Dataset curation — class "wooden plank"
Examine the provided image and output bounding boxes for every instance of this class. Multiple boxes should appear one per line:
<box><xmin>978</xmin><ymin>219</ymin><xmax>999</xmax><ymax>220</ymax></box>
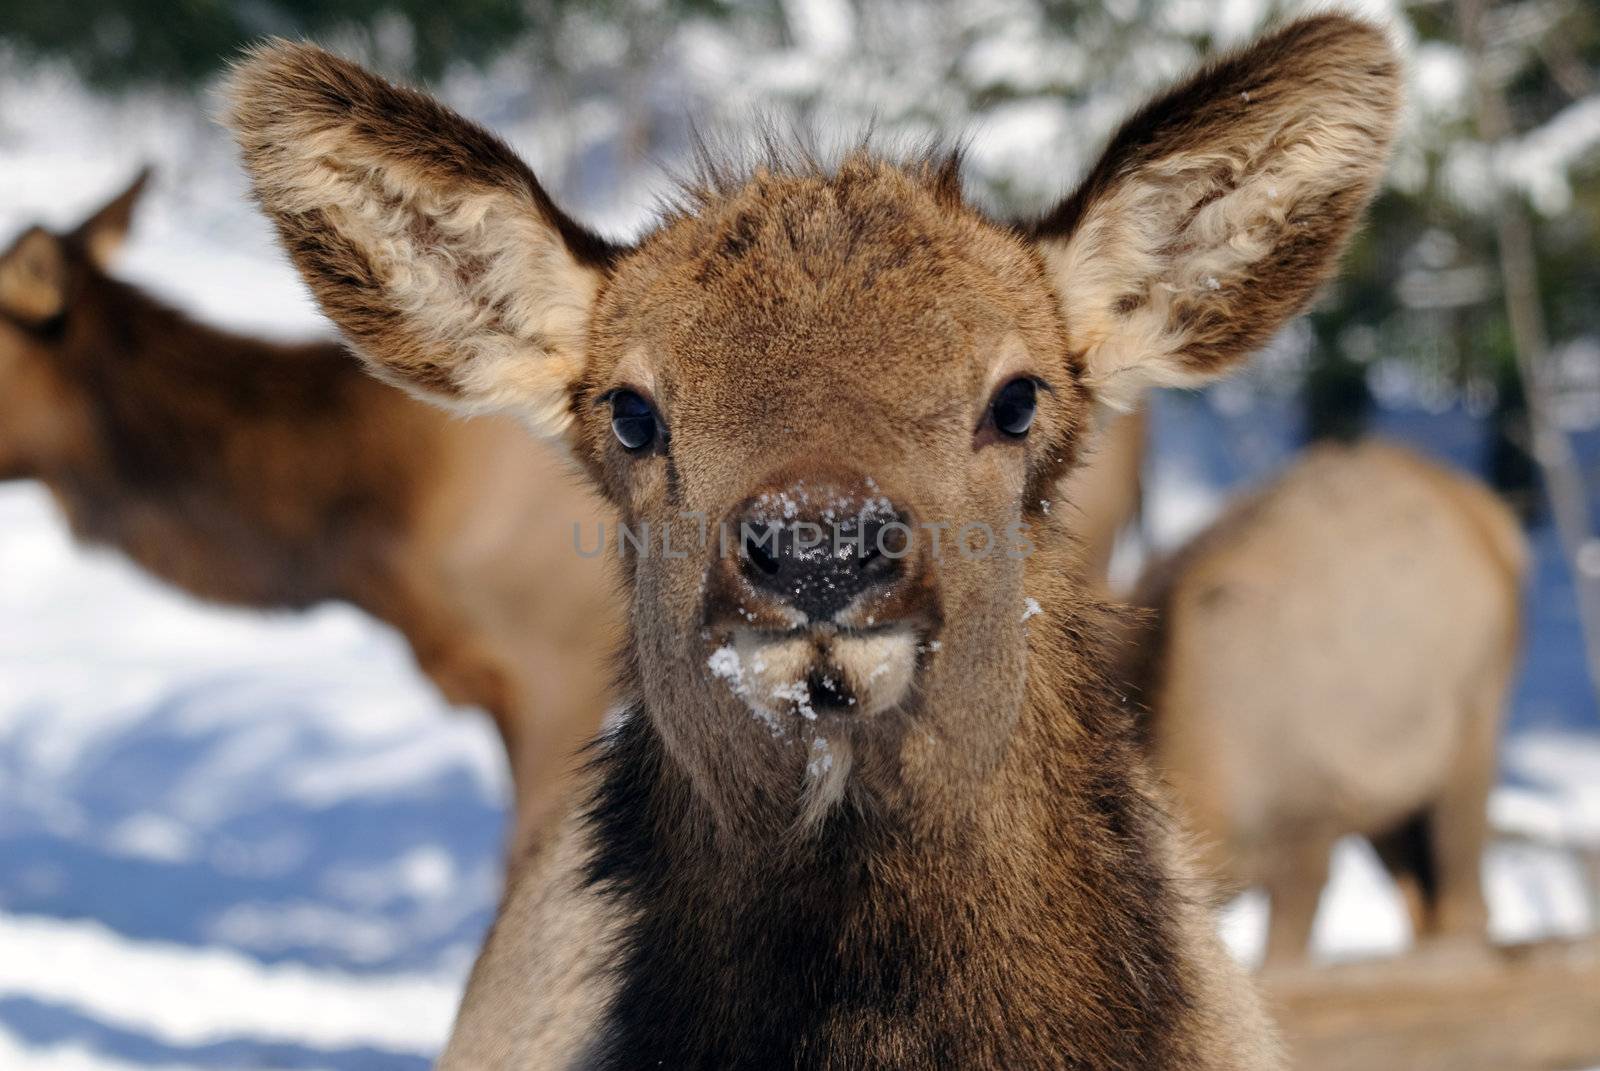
<box><xmin>1261</xmin><ymin>936</ymin><xmax>1600</xmax><ymax>1071</ymax></box>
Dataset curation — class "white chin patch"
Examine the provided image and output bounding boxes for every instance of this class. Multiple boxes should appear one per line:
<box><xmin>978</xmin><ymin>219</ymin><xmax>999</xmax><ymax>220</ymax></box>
<box><xmin>706</xmin><ymin>631</ymin><xmax>817</xmax><ymax>733</ymax></box>
<box><xmin>829</xmin><ymin>630</ymin><xmax>918</xmax><ymax>716</ymax></box>
<box><xmin>705</xmin><ymin>627</ymin><xmax>919</xmax><ymax>732</ymax></box>
<box><xmin>704</xmin><ymin>626</ymin><xmax>921</xmax><ymax>830</ymax></box>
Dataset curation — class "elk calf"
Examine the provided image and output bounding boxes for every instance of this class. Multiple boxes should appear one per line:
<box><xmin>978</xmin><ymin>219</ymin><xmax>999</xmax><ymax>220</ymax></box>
<box><xmin>229</xmin><ymin>15</ymin><xmax>1399</xmax><ymax>1066</ymax></box>
<box><xmin>1130</xmin><ymin>440</ymin><xmax>1526</xmax><ymax>965</ymax></box>
<box><xmin>0</xmin><ymin>176</ymin><xmax>618</xmax><ymax>842</ymax></box>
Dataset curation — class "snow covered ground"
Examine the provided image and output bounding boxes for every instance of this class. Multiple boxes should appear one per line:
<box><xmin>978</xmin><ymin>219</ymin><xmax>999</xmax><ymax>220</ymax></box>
<box><xmin>1</xmin><ymin>50</ymin><xmax>1596</xmax><ymax>1070</ymax></box>
<box><xmin>0</xmin><ymin>480</ymin><xmax>506</xmax><ymax>1067</ymax></box>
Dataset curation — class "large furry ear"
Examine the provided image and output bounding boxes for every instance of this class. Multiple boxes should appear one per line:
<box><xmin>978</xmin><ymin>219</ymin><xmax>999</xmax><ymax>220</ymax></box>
<box><xmin>1029</xmin><ymin>15</ymin><xmax>1400</xmax><ymax>411</ymax></box>
<box><xmin>0</xmin><ymin>228</ymin><xmax>67</xmax><ymax>325</ymax></box>
<box><xmin>71</xmin><ymin>167</ymin><xmax>152</xmax><ymax>269</ymax></box>
<box><xmin>224</xmin><ymin>41</ymin><xmax>620</xmax><ymax>433</ymax></box>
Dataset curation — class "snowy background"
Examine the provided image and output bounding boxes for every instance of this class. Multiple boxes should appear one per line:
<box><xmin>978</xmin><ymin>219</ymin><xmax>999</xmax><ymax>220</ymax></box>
<box><xmin>2</xmin><ymin>0</ymin><xmax>1599</xmax><ymax>1066</ymax></box>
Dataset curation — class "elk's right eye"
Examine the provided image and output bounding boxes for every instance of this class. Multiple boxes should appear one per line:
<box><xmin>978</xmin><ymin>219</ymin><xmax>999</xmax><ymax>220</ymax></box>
<box><xmin>608</xmin><ymin>390</ymin><xmax>659</xmax><ymax>452</ymax></box>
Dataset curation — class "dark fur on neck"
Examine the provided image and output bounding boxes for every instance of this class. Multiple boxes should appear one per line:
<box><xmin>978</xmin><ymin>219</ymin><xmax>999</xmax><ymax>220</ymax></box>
<box><xmin>582</xmin><ymin>595</ymin><xmax>1196</xmax><ymax>1069</ymax></box>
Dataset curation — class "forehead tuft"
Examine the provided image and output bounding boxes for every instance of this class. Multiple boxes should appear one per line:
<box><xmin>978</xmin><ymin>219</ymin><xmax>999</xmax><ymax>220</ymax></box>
<box><xmin>596</xmin><ymin>149</ymin><xmax>1054</xmax><ymax>355</ymax></box>
<box><xmin>676</xmin><ymin>138</ymin><xmax>963</xmax><ymax>214</ymax></box>
<box><xmin>669</xmin><ymin>151</ymin><xmax>975</xmax><ymax>281</ymax></box>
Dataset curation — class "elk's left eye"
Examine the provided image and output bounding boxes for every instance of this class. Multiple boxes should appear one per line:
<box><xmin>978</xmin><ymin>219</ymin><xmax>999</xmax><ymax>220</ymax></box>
<box><xmin>990</xmin><ymin>378</ymin><xmax>1037</xmax><ymax>438</ymax></box>
<box><xmin>609</xmin><ymin>390</ymin><xmax>659</xmax><ymax>452</ymax></box>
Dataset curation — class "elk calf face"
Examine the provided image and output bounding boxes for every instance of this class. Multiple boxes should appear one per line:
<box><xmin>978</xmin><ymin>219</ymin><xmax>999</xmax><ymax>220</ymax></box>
<box><xmin>228</xmin><ymin>15</ymin><xmax>1399</xmax><ymax>830</ymax></box>
<box><xmin>590</xmin><ymin>162</ymin><xmax>1083</xmax><ymax>798</ymax></box>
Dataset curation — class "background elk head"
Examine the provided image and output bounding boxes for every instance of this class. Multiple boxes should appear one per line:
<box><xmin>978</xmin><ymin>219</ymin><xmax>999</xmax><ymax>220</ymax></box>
<box><xmin>0</xmin><ymin>169</ymin><xmax>150</xmax><ymax>482</ymax></box>
<box><xmin>229</xmin><ymin>15</ymin><xmax>1399</xmax><ymax>836</ymax></box>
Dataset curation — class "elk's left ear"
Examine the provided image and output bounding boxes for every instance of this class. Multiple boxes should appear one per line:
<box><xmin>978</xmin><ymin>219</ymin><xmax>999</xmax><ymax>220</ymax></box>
<box><xmin>1029</xmin><ymin>15</ymin><xmax>1400</xmax><ymax>410</ymax></box>
<box><xmin>71</xmin><ymin>167</ymin><xmax>153</xmax><ymax>269</ymax></box>
<box><xmin>0</xmin><ymin>229</ymin><xmax>67</xmax><ymax>325</ymax></box>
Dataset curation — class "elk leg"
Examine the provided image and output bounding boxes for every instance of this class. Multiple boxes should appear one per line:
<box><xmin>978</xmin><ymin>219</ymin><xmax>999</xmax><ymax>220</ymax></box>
<box><xmin>1423</xmin><ymin>642</ymin><xmax>1511</xmax><ymax>944</ymax></box>
<box><xmin>1261</xmin><ymin>837</ymin><xmax>1331</xmax><ymax>967</ymax></box>
<box><xmin>1370</xmin><ymin>812</ymin><xmax>1436</xmax><ymax>939</ymax></box>
<box><xmin>1422</xmin><ymin>751</ymin><xmax>1496</xmax><ymax>942</ymax></box>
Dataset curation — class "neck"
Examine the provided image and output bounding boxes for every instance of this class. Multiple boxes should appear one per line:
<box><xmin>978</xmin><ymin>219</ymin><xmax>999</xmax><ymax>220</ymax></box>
<box><xmin>583</xmin><ymin>577</ymin><xmax>1194</xmax><ymax>1069</ymax></box>
<box><xmin>38</xmin><ymin>274</ymin><xmax>374</xmax><ymax>604</ymax></box>
<box><xmin>55</xmin><ymin>274</ymin><xmax>355</xmax><ymax>491</ymax></box>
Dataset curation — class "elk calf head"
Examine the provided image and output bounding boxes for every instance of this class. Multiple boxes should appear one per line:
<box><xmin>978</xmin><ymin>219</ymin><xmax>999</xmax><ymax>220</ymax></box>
<box><xmin>0</xmin><ymin>170</ymin><xmax>150</xmax><ymax>480</ymax></box>
<box><xmin>228</xmin><ymin>17</ymin><xmax>1398</xmax><ymax>831</ymax></box>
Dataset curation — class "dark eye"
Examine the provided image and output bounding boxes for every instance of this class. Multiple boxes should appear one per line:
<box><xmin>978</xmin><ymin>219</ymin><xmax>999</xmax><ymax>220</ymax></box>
<box><xmin>990</xmin><ymin>378</ymin><xmax>1037</xmax><ymax>438</ymax></box>
<box><xmin>609</xmin><ymin>389</ymin><xmax>659</xmax><ymax>452</ymax></box>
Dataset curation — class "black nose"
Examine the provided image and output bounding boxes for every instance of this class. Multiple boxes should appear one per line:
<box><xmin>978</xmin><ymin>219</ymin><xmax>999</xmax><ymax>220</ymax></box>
<box><xmin>736</xmin><ymin>496</ymin><xmax>907</xmax><ymax>622</ymax></box>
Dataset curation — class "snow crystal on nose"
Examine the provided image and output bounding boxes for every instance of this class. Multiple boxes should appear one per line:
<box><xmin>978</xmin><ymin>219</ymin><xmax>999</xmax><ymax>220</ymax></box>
<box><xmin>749</xmin><ymin>481</ymin><xmax>896</xmax><ymax>526</ymax></box>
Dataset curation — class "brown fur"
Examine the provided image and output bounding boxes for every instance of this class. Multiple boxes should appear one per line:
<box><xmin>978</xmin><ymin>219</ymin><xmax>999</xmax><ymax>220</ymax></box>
<box><xmin>1058</xmin><ymin>405</ymin><xmax>1148</xmax><ymax>587</ymax></box>
<box><xmin>1128</xmin><ymin>440</ymin><xmax>1527</xmax><ymax>965</ymax></box>
<box><xmin>0</xmin><ymin>176</ymin><xmax>619</xmax><ymax>845</ymax></box>
<box><xmin>227</xmin><ymin>15</ymin><xmax>1399</xmax><ymax>1067</ymax></box>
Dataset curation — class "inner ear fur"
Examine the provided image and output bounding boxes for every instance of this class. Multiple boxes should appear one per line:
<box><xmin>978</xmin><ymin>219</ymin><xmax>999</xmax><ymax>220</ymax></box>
<box><xmin>225</xmin><ymin>41</ymin><xmax>621</xmax><ymax>434</ymax></box>
<box><xmin>0</xmin><ymin>229</ymin><xmax>67</xmax><ymax>325</ymax></box>
<box><xmin>1030</xmin><ymin>15</ymin><xmax>1401</xmax><ymax>411</ymax></box>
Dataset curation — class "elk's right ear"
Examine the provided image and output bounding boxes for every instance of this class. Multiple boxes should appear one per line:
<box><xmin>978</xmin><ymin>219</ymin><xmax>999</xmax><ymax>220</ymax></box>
<box><xmin>72</xmin><ymin>167</ymin><xmax>152</xmax><ymax>269</ymax></box>
<box><xmin>0</xmin><ymin>229</ymin><xmax>67</xmax><ymax>325</ymax></box>
<box><xmin>224</xmin><ymin>41</ymin><xmax>618</xmax><ymax>435</ymax></box>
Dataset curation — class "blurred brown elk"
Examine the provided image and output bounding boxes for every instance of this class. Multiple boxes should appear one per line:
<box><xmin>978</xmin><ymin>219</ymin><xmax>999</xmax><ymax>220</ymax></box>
<box><xmin>0</xmin><ymin>173</ymin><xmax>618</xmax><ymax>843</ymax></box>
<box><xmin>1060</xmin><ymin>405</ymin><xmax>1147</xmax><ymax>587</ymax></box>
<box><xmin>229</xmin><ymin>13</ymin><xmax>1397</xmax><ymax>1066</ymax></box>
<box><xmin>1129</xmin><ymin>439</ymin><xmax>1527</xmax><ymax>965</ymax></box>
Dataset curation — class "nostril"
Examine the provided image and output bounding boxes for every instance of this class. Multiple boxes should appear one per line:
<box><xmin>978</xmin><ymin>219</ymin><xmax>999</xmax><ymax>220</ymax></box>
<box><xmin>859</xmin><ymin>545</ymin><xmax>897</xmax><ymax>583</ymax></box>
<box><xmin>856</xmin><ymin>519</ymin><xmax>905</xmax><ymax>577</ymax></box>
<box><xmin>743</xmin><ymin>528</ymin><xmax>782</xmax><ymax>577</ymax></box>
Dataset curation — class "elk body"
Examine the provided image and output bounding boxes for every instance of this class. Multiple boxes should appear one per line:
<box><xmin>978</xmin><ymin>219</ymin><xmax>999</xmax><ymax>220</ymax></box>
<box><xmin>1129</xmin><ymin>439</ymin><xmax>1526</xmax><ymax>966</ymax></box>
<box><xmin>229</xmin><ymin>15</ymin><xmax>1398</xmax><ymax>1067</ymax></box>
<box><xmin>0</xmin><ymin>179</ymin><xmax>618</xmax><ymax>841</ymax></box>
